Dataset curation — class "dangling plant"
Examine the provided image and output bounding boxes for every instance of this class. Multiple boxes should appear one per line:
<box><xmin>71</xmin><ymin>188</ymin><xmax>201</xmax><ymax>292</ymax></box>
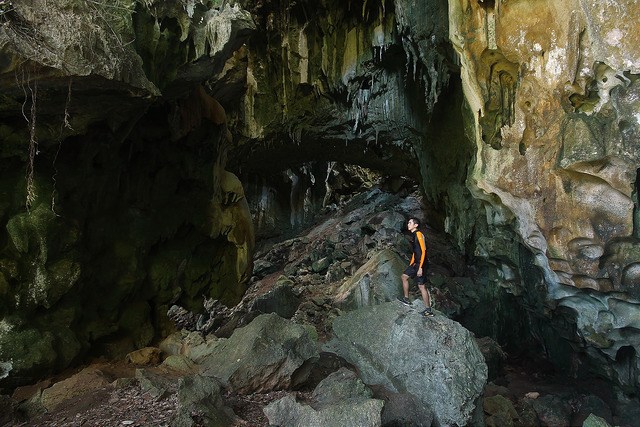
<box><xmin>16</xmin><ymin>65</ymin><xmax>38</xmax><ymax>212</ymax></box>
<box><xmin>52</xmin><ymin>78</ymin><xmax>74</xmax><ymax>215</ymax></box>
<box><xmin>25</xmin><ymin>77</ymin><xmax>38</xmax><ymax>211</ymax></box>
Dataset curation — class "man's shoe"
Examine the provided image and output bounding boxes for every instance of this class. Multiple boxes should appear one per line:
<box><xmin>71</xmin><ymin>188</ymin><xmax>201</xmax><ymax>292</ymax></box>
<box><xmin>397</xmin><ymin>296</ymin><xmax>411</xmax><ymax>306</ymax></box>
<box><xmin>421</xmin><ymin>308</ymin><xmax>435</xmax><ymax>318</ymax></box>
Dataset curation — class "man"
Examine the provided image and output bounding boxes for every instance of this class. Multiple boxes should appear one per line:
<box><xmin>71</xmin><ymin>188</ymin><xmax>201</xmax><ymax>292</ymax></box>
<box><xmin>397</xmin><ymin>217</ymin><xmax>434</xmax><ymax>317</ymax></box>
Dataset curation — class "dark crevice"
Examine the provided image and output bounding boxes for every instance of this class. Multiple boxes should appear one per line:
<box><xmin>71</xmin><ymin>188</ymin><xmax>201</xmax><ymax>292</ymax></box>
<box><xmin>615</xmin><ymin>345</ymin><xmax>638</xmax><ymax>393</ymax></box>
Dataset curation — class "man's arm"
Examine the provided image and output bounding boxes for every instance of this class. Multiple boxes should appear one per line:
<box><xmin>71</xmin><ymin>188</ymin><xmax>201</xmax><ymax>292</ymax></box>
<box><xmin>417</xmin><ymin>231</ymin><xmax>427</xmax><ymax>269</ymax></box>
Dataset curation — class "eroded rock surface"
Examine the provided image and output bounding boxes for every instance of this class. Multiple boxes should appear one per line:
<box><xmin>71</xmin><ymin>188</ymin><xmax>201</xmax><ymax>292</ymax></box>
<box><xmin>326</xmin><ymin>301</ymin><xmax>488</xmax><ymax>426</ymax></box>
<box><xmin>450</xmin><ymin>0</ymin><xmax>640</xmax><ymax>389</ymax></box>
<box><xmin>1</xmin><ymin>0</ymin><xmax>639</xmax><ymax>404</ymax></box>
<box><xmin>264</xmin><ymin>368</ymin><xmax>384</xmax><ymax>427</ymax></box>
<box><xmin>199</xmin><ymin>313</ymin><xmax>319</xmax><ymax>394</ymax></box>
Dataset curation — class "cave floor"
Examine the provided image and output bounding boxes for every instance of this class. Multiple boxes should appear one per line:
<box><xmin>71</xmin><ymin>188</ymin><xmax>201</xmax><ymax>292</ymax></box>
<box><xmin>13</xmin><ymin>356</ymin><xmax>617</xmax><ymax>427</ymax></box>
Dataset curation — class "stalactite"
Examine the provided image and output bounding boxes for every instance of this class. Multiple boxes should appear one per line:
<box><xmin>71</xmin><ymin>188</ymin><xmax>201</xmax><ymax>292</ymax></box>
<box><xmin>479</xmin><ymin>50</ymin><xmax>519</xmax><ymax>148</ymax></box>
<box><xmin>352</xmin><ymin>82</ymin><xmax>371</xmax><ymax>134</ymax></box>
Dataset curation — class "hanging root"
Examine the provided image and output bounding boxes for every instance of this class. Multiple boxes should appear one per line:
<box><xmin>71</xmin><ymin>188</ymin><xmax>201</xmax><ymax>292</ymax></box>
<box><xmin>25</xmin><ymin>77</ymin><xmax>38</xmax><ymax>211</ymax></box>
<box><xmin>51</xmin><ymin>78</ymin><xmax>73</xmax><ymax>215</ymax></box>
<box><xmin>15</xmin><ymin>62</ymin><xmax>40</xmax><ymax>212</ymax></box>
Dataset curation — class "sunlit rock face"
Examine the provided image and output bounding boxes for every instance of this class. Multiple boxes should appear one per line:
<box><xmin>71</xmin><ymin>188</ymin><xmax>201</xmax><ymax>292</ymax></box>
<box><xmin>0</xmin><ymin>0</ymin><xmax>255</xmax><ymax>388</ymax></box>
<box><xmin>450</xmin><ymin>0</ymin><xmax>640</xmax><ymax>389</ymax></box>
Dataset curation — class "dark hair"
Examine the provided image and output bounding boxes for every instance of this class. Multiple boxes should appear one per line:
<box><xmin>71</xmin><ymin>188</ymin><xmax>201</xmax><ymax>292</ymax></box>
<box><xmin>408</xmin><ymin>217</ymin><xmax>421</xmax><ymax>227</ymax></box>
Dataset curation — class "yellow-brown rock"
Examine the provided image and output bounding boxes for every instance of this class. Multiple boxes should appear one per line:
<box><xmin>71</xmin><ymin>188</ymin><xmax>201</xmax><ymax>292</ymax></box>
<box><xmin>451</xmin><ymin>0</ymin><xmax>640</xmax><ymax>378</ymax></box>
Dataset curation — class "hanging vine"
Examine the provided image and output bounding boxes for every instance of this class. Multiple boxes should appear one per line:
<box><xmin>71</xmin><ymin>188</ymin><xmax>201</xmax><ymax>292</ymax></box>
<box><xmin>25</xmin><ymin>77</ymin><xmax>38</xmax><ymax>211</ymax></box>
<box><xmin>16</xmin><ymin>66</ymin><xmax>39</xmax><ymax>212</ymax></box>
<box><xmin>51</xmin><ymin>77</ymin><xmax>74</xmax><ymax>215</ymax></box>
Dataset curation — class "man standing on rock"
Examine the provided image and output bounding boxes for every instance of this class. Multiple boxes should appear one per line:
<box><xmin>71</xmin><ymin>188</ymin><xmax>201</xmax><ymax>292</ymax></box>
<box><xmin>397</xmin><ymin>217</ymin><xmax>434</xmax><ymax>317</ymax></box>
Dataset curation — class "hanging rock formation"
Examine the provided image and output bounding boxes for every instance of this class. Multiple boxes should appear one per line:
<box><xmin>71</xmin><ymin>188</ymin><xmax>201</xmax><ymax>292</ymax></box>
<box><xmin>0</xmin><ymin>0</ymin><xmax>639</xmax><ymax>400</ymax></box>
<box><xmin>450</xmin><ymin>0</ymin><xmax>640</xmax><ymax>390</ymax></box>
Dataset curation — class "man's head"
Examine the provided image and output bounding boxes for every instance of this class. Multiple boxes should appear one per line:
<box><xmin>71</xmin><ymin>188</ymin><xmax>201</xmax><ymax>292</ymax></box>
<box><xmin>407</xmin><ymin>217</ymin><xmax>420</xmax><ymax>232</ymax></box>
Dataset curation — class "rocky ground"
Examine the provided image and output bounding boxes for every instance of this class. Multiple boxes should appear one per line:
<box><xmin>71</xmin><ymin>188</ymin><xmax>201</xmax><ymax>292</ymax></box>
<box><xmin>2</xmin><ymin>188</ymin><xmax>637</xmax><ymax>427</ymax></box>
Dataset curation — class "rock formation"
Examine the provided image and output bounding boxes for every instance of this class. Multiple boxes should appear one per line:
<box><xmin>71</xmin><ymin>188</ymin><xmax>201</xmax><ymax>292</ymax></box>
<box><xmin>450</xmin><ymin>0</ymin><xmax>640</xmax><ymax>391</ymax></box>
<box><xmin>326</xmin><ymin>301</ymin><xmax>487</xmax><ymax>426</ymax></box>
<box><xmin>0</xmin><ymin>0</ymin><xmax>638</xmax><ymax>405</ymax></box>
<box><xmin>0</xmin><ymin>0</ymin><xmax>256</xmax><ymax>387</ymax></box>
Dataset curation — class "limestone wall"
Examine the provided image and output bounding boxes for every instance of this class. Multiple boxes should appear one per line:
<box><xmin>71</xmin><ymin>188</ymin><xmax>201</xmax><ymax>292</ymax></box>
<box><xmin>450</xmin><ymin>0</ymin><xmax>640</xmax><ymax>389</ymax></box>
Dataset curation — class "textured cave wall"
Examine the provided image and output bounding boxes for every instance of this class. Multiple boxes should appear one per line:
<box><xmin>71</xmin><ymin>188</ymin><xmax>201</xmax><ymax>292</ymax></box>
<box><xmin>0</xmin><ymin>0</ymin><xmax>460</xmax><ymax>390</ymax></box>
<box><xmin>3</xmin><ymin>0</ymin><xmax>637</xmax><ymax>399</ymax></box>
<box><xmin>450</xmin><ymin>0</ymin><xmax>640</xmax><ymax>390</ymax></box>
<box><xmin>222</xmin><ymin>0</ymin><xmax>462</xmax><ymax>238</ymax></box>
<box><xmin>0</xmin><ymin>0</ymin><xmax>255</xmax><ymax>388</ymax></box>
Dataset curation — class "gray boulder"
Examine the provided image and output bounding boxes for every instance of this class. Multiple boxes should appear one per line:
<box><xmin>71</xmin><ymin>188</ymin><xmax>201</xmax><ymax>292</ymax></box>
<box><xmin>264</xmin><ymin>368</ymin><xmax>384</xmax><ymax>427</ymax></box>
<box><xmin>310</xmin><ymin>368</ymin><xmax>374</xmax><ymax>408</ymax></box>
<box><xmin>582</xmin><ymin>413</ymin><xmax>612</xmax><ymax>427</ymax></box>
<box><xmin>531</xmin><ymin>394</ymin><xmax>572</xmax><ymax>427</ymax></box>
<box><xmin>375</xmin><ymin>387</ymin><xmax>434</xmax><ymax>427</ymax></box>
<box><xmin>172</xmin><ymin>374</ymin><xmax>237</xmax><ymax>427</ymax></box>
<box><xmin>200</xmin><ymin>313</ymin><xmax>318</xmax><ymax>393</ymax></box>
<box><xmin>334</xmin><ymin>249</ymin><xmax>406</xmax><ymax>309</ymax></box>
<box><xmin>325</xmin><ymin>301</ymin><xmax>487</xmax><ymax>426</ymax></box>
<box><xmin>571</xmin><ymin>394</ymin><xmax>613</xmax><ymax>426</ymax></box>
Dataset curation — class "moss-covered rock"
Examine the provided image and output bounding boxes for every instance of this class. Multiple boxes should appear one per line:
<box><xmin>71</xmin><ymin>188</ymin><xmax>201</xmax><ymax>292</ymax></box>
<box><xmin>0</xmin><ymin>0</ymin><xmax>256</xmax><ymax>389</ymax></box>
<box><xmin>0</xmin><ymin>327</ymin><xmax>57</xmax><ymax>376</ymax></box>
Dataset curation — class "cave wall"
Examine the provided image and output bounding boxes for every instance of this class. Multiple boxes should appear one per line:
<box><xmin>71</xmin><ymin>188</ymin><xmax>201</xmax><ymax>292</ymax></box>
<box><xmin>450</xmin><ymin>0</ymin><xmax>640</xmax><ymax>390</ymax></box>
<box><xmin>1</xmin><ymin>0</ymin><xmax>639</xmax><ymax>396</ymax></box>
<box><xmin>0</xmin><ymin>0</ymin><xmax>255</xmax><ymax>388</ymax></box>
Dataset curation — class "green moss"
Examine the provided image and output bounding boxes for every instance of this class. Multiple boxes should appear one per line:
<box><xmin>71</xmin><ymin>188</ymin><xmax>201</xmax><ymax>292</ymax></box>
<box><xmin>583</xmin><ymin>325</ymin><xmax>614</xmax><ymax>349</ymax></box>
<box><xmin>275</xmin><ymin>275</ymin><xmax>295</xmax><ymax>287</ymax></box>
<box><xmin>44</xmin><ymin>259</ymin><xmax>81</xmax><ymax>308</ymax></box>
<box><xmin>0</xmin><ymin>327</ymin><xmax>56</xmax><ymax>374</ymax></box>
<box><xmin>302</xmin><ymin>323</ymin><xmax>318</xmax><ymax>343</ymax></box>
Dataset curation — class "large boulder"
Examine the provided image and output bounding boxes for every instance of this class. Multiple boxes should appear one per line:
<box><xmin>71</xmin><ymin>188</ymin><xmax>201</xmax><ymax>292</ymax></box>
<box><xmin>199</xmin><ymin>313</ymin><xmax>318</xmax><ymax>393</ymax></box>
<box><xmin>325</xmin><ymin>301</ymin><xmax>487</xmax><ymax>426</ymax></box>
<box><xmin>263</xmin><ymin>368</ymin><xmax>384</xmax><ymax>427</ymax></box>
